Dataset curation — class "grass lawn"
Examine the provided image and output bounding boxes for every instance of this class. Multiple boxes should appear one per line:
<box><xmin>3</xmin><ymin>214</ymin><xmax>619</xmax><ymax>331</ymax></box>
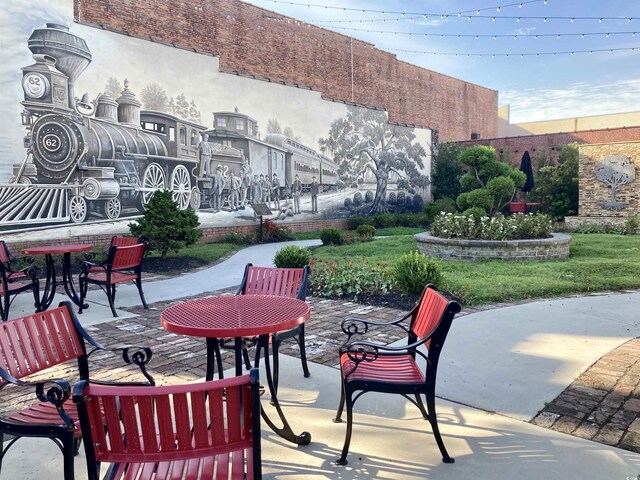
<box><xmin>309</xmin><ymin>233</ymin><xmax>640</xmax><ymax>306</ymax></box>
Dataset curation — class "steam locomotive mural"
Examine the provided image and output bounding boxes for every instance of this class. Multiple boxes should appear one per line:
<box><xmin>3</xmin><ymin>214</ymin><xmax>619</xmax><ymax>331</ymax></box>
<box><xmin>0</xmin><ymin>23</ymin><xmax>339</xmax><ymax>226</ymax></box>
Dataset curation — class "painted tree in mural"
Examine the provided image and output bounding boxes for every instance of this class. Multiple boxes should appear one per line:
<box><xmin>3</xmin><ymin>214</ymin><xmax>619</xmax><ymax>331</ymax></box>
<box><xmin>174</xmin><ymin>94</ymin><xmax>190</xmax><ymax>119</ymax></box>
<box><xmin>319</xmin><ymin>107</ymin><xmax>429</xmax><ymax>214</ymax></box>
<box><xmin>188</xmin><ymin>101</ymin><xmax>202</xmax><ymax>123</ymax></box>
<box><xmin>104</xmin><ymin>77</ymin><xmax>122</xmax><ymax>99</ymax></box>
<box><xmin>140</xmin><ymin>83</ymin><xmax>169</xmax><ymax>111</ymax></box>
<box><xmin>266</xmin><ymin>118</ymin><xmax>282</xmax><ymax>134</ymax></box>
<box><xmin>596</xmin><ymin>154</ymin><xmax>636</xmax><ymax>210</ymax></box>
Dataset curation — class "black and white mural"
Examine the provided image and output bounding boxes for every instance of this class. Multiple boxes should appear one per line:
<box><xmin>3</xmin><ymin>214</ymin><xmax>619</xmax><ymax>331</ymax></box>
<box><xmin>0</xmin><ymin>0</ymin><xmax>431</xmax><ymax>230</ymax></box>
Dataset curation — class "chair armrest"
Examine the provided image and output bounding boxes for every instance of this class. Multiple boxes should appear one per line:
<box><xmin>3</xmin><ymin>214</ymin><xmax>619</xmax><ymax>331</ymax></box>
<box><xmin>7</xmin><ymin>264</ymin><xmax>39</xmax><ymax>281</ymax></box>
<box><xmin>341</xmin><ymin>338</ymin><xmax>430</xmax><ymax>378</ymax></box>
<box><xmin>79</xmin><ymin>259</ymin><xmax>105</xmax><ymax>275</ymax></box>
<box><xmin>86</xmin><ymin>345</ymin><xmax>155</xmax><ymax>385</ymax></box>
<box><xmin>340</xmin><ymin>311</ymin><xmax>411</xmax><ymax>340</ymax></box>
<box><xmin>0</xmin><ymin>369</ymin><xmax>75</xmax><ymax>430</ymax></box>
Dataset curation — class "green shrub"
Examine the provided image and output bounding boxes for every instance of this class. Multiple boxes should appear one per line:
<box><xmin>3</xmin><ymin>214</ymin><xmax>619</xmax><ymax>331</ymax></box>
<box><xmin>624</xmin><ymin>213</ymin><xmax>640</xmax><ymax>235</ymax></box>
<box><xmin>129</xmin><ymin>190</ymin><xmax>202</xmax><ymax>258</ymax></box>
<box><xmin>371</xmin><ymin>213</ymin><xmax>397</xmax><ymax>228</ymax></box>
<box><xmin>431</xmin><ymin>142</ymin><xmax>464</xmax><ymax>201</ymax></box>
<box><xmin>431</xmin><ymin>212</ymin><xmax>552</xmax><ymax>240</ymax></box>
<box><xmin>274</xmin><ymin>245</ymin><xmax>311</xmax><ymax>268</ymax></box>
<box><xmin>424</xmin><ymin>198</ymin><xmax>457</xmax><ymax>224</ymax></box>
<box><xmin>530</xmin><ymin>144</ymin><xmax>579</xmax><ymax>221</ymax></box>
<box><xmin>356</xmin><ymin>224</ymin><xmax>376</xmax><ymax>241</ymax></box>
<box><xmin>462</xmin><ymin>207</ymin><xmax>487</xmax><ymax>219</ymax></box>
<box><xmin>392</xmin><ymin>251</ymin><xmax>444</xmax><ymax>295</ymax></box>
<box><xmin>225</xmin><ymin>231</ymin><xmax>256</xmax><ymax>245</ymax></box>
<box><xmin>309</xmin><ymin>257</ymin><xmax>392</xmax><ymax>297</ymax></box>
<box><xmin>320</xmin><ymin>227</ymin><xmax>344</xmax><ymax>245</ymax></box>
<box><xmin>396</xmin><ymin>212</ymin><xmax>427</xmax><ymax>227</ymax></box>
<box><xmin>347</xmin><ymin>216</ymin><xmax>369</xmax><ymax>229</ymax></box>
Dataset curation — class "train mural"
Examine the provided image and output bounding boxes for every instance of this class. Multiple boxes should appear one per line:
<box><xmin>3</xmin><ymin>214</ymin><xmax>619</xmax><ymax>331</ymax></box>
<box><xmin>0</xmin><ymin>23</ymin><xmax>339</xmax><ymax>226</ymax></box>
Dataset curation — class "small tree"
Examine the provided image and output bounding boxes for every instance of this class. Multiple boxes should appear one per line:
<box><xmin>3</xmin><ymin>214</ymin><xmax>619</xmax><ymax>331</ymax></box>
<box><xmin>456</xmin><ymin>145</ymin><xmax>525</xmax><ymax>216</ymax></box>
<box><xmin>431</xmin><ymin>142</ymin><xmax>464</xmax><ymax>201</ymax></box>
<box><xmin>129</xmin><ymin>190</ymin><xmax>202</xmax><ymax>258</ymax></box>
<box><xmin>530</xmin><ymin>144</ymin><xmax>578</xmax><ymax>220</ymax></box>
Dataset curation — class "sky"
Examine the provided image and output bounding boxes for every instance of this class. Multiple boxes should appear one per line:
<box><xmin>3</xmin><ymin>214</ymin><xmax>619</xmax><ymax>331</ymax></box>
<box><xmin>243</xmin><ymin>0</ymin><xmax>640</xmax><ymax>123</ymax></box>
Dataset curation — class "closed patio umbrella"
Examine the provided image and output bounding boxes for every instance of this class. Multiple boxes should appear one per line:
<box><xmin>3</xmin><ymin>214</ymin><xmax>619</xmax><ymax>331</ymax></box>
<box><xmin>519</xmin><ymin>150</ymin><xmax>535</xmax><ymax>193</ymax></box>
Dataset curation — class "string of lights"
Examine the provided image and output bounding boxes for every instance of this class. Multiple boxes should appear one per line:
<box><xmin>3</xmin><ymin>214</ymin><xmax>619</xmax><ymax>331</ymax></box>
<box><xmin>385</xmin><ymin>45</ymin><xmax>640</xmax><ymax>57</ymax></box>
<box><xmin>324</xmin><ymin>27</ymin><xmax>639</xmax><ymax>40</ymax></box>
<box><xmin>257</xmin><ymin>0</ymin><xmax>546</xmax><ymax>17</ymax></box>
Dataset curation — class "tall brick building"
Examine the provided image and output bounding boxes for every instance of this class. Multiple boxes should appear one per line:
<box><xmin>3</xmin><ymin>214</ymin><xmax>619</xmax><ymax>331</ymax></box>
<box><xmin>73</xmin><ymin>0</ymin><xmax>498</xmax><ymax>142</ymax></box>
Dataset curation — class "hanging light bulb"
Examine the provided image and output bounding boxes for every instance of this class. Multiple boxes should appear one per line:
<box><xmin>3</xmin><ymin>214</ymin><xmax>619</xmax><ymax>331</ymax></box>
<box><xmin>497</xmin><ymin>7</ymin><xmax>501</xmax><ymax>12</ymax></box>
<box><xmin>543</xmin><ymin>17</ymin><xmax>547</xmax><ymax>22</ymax></box>
<box><xmin>571</xmin><ymin>18</ymin><xmax>574</xmax><ymax>23</ymax></box>
<box><xmin>606</xmin><ymin>33</ymin><xmax>609</xmax><ymax>38</ymax></box>
<box><xmin>477</xmin><ymin>9</ymin><xmax>480</xmax><ymax>15</ymax></box>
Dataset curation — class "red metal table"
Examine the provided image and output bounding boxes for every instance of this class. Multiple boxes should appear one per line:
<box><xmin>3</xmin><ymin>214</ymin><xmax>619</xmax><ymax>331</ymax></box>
<box><xmin>161</xmin><ymin>294</ymin><xmax>311</xmax><ymax>445</ymax></box>
<box><xmin>23</xmin><ymin>244</ymin><xmax>93</xmax><ymax>311</ymax></box>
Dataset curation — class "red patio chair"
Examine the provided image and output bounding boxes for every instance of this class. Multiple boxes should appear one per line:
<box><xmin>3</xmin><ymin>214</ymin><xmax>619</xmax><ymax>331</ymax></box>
<box><xmin>73</xmin><ymin>369</ymin><xmax>262</xmax><ymax>480</ymax></box>
<box><xmin>78</xmin><ymin>243</ymin><xmax>148</xmax><ymax>317</ymax></box>
<box><xmin>222</xmin><ymin>263</ymin><xmax>310</xmax><ymax>391</ymax></box>
<box><xmin>508</xmin><ymin>201</ymin><xmax>526</xmax><ymax>214</ymax></box>
<box><xmin>0</xmin><ymin>302</ymin><xmax>154</xmax><ymax>480</ymax></box>
<box><xmin>0</xmin><ymin>240</ymin><xmax>40</xmax><ymax>321</ymax></box>
<box><xmin>334</xmin><ymin>284</ymin><xmax>461</xmax><ymax>466</ymax></box>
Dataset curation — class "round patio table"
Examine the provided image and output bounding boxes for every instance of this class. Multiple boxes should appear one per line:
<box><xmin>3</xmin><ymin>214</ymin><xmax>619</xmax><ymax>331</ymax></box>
<box><xmin>161</xmin><ymin>294</ymin><xmax>311</xmax><ymax>445</ymax></box>
<box><xmin>23</xmin><ymin>244</ymin><xmax>93</xmax><ymax>310</ymax></box>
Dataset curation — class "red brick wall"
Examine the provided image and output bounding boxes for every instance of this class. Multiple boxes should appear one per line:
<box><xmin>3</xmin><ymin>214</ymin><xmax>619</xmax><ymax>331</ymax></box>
<box><xmin>456</xmin><ymin>127</ymin><xmax>640</xmax><ymax>166</ymax></box>
<box><xmin>73</xmin><ymin>0</ymin><xmax>497</xmax><ymax>142</ymax></box>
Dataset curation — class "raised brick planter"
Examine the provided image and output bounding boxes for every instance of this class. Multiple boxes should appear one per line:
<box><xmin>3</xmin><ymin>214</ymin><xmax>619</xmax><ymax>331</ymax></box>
<box><xmin>415</xmin><ymin>232</ymin><xmax>572</xmax><ymax>261</ymax></box>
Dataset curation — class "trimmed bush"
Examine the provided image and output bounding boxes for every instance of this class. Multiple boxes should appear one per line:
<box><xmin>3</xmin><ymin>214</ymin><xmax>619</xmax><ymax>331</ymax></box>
<box><xmin>387</xmin><ymin>192</ymin><xmax>397</xmax><ymax>206</ymax></box>
<box><xmin>347</xmin><ymin>216</ymin><xmax>369</xmax><ymax>230</ymax></box>
<box><xmin>424</xmin><ymin>198</ymin><xmax>457</xmax><ymax>224</ymax></box>
<box><xmin>396</xmin><ymin>191</ymin><xmax>406</xmax><ymax>208</ymax></box>
<box><xmin>392</xmin><ymin>251</ymin><xmax>444</xmax><ymax>295</ymax></box>
<box><xmin>320</xmin><ymin>227</ymin><xmax>344</xmax><ymax>246</ymax></box>
<box><xmin>365</xmin><ymin>190</ymin><xmax>374</xmax><ymax>203</ymax></box>
<box><xmin>344</xmin><ymin>197</ymin><xmax>353</xmax><ymax>209</ymax></box>
<box><xmin>274</xmin><ymin>245</ymin><xmax>311</xmax><ymax>268</ymax></box>
<box><xmin>353</xmin><ymin>192</ymin><xmax>363</xmax><ymax>207</ymax></box>
<box><xmin>412</xmin><ymin>194</ymin><xmax>424</xmax><ymax>212</ymax></box>
<box><xmin>356</xmin><ymin>224</ymin><xmax>376</xmax><ymax>241</ymax></box>
<box><xmin>372</xmin><ymin>213</ymin><xmax>397</xmax><ymax>228</ymax></box>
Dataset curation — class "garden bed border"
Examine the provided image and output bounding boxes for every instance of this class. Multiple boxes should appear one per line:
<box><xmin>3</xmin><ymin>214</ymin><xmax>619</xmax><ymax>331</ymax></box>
<box><xmin>415</xmin><ymin>232</ymin><xmax>572</xmax><ymax>261</ymax></box>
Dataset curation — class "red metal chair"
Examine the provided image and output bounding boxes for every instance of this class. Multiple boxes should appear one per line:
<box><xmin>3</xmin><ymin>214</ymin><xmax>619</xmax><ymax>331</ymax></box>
<box><xmin>508</xmin><ymin>201</ymin><xmax>527</xmax><ymax>214</ymax></box>
<box><xmin>228</xmin><ymin>263</ymin><xmax>310</xmax><ymax>391</ymax></box>
<box><xmin>0</xmin><ymin>240</ymin><xmax>40</xmax><ymax>321</ymax></box>
<box><xmin>78</xmin><ymin>243</ymin><xmax>148</xmax><ymax>317</ymax></box>
<box><xmin>334</xmin><ymin>284</ymin><xmax>461</xmax><ymax>466</ymax></box>
<box><xmin>0</xmin><ymin>302</ymin><xmax>153</xmax><ymax>480</ymax></box>
<box><xmin>73</xmin><ymin>369</ymin><xmax>262</xmax><ymax>480</ymax></box>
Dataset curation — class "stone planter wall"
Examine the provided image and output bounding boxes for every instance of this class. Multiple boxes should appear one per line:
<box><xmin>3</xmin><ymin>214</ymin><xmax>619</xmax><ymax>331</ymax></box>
<box><xmin>415</xmin><ymin>232</ymin><xmax>572</xmax><ymax>261</ymax></box>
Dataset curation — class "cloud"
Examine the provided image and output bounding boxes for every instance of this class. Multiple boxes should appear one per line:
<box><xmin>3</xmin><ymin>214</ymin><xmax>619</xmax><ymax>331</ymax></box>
<box><xmin>500</xmin><ymin>79</ymin><xmax>640</xmax><ymax>123</ymax></box>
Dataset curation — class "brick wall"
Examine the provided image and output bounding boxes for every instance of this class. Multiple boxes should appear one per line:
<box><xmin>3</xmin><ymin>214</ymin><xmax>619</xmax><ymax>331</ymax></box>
<box><xmin>456</xmin><ymin>127</ymin><xmax>640</xmax><ymax>167</ymax></box>
<box><xmin>73</xmin><ymin>0</ymin><xmax>497</xmax><ymax>142</ymax></box>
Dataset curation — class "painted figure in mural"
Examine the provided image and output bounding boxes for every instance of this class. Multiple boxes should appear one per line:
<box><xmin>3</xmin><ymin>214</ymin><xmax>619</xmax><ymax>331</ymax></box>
<box><xmin>293</xmin><ymin>174</ymin><xmax>302</xmax><ymax>214</ymax></box>
<box><xmin>271</xmin><ymin>173</ymin><xmax>281</xmax><ymax>210</ymax></box>
<box><xmin>251</xmin><ymin>174</ymin><xmax>262</xmax><ymax>204</ymax></box>
<box><xmin>275</xmin><ymin>195</ymin><xmax>294</xmax><ymax>220</ymax></box>
<box><xmin>240</xmin><ymin>158</ymin><xmax>252</xmax><ymax>207</ymax></box>
<box><xmin>229</xmin><ymin>170</ymin><xmax>243</xmax><ymax>211</ymax></box>
<box><xmin>198</xmin><ymin>133</ymin><xmax>212</xmax><ymax>176</ymax></box>
<box><xmin>260</xmin><ymin>174</ymin><xmax>270</xmax><ymax>204</ymax></box>
<box><xmin>210</xmin><ymin>165</ymin><xmax>225</xmax><ymax>212</ymax></box>
<box><xmin>310</xmin><ymin>176</ymin><xmax>319</xmax><ymax>213</ymax></box>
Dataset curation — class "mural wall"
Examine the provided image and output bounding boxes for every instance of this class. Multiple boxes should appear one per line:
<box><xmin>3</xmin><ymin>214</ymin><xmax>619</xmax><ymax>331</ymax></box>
<box><xmin>578</xmin><ymin>142</ymin><xmax>640</xmax><ymax>218</ymax></box>
<box><xmin>0</xmin><ymin>0</ymin><xmax>432</xmax><ymax>229</ymax></box>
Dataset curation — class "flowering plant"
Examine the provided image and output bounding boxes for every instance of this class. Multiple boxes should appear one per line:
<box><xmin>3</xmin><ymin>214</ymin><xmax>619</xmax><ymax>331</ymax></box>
<box><xmin>308</xmin><ymin>257</ymin><xmax>393</xmax><ymax>298</ymax></box>
<box><xmin>431</xmin><ymin>212</ymin><xmax>552</xmax><ymax>240</ymax></box>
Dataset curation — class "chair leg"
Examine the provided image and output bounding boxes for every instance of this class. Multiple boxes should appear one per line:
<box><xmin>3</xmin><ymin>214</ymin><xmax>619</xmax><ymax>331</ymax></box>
<box><xmin>297</xmin><ymin>324</ymin><xmax>311</xmax><ymax>378</ymax></box>
<box><xmin>136</xmin><ymin>277</ymin><xmax>148</xmax><ymax>309</ymax></box>
<box><xmin>333</xmin><ymin>379</ymin><xmax>346</xmax><ymax>423</ymax></box>
<box><xmin>425</xmin><ymin>386</ymin><xmax>454</xmax><ymax>464</ymax></box>
<box><xmin>242</xmin><ymin>347</ymin><xmax>252</xmax><ymax>370</ymax></box>
<box><xmin>415</xmin><ymin>393</ymin><xmax>429</xmax><ymax>419</ymax></box>
<box><xmin>62</xmin><ymin>433</ymin><xmax>76</xmax><ymax>480</ymax></box>
<box><xmin>106</xmin><ymin>283</ymin><xmax>117</xmax><ymax>317</ymax></box>
<box><xmin>32</xmin><ymin>283</ymin><xmax>40</xmax><ymax>312</ymax></box>
<box><xmin>1</xmin><ymin>294</ymin><xmax>9</xmax><ymax>321</ymax></box>
<box><xmin>78</xmin><ymin>278</ymin><xmax>87</xmax><ymax>314</ymax></box>
<box><xmin>272</xmin><ymin>335</ymin><xmax>281</xmax><ymax>395</ymax></box>
<box><xmin>336</xmin><ymin>388</ymin><xmax>355</xmax><ymax>465</ymax></box>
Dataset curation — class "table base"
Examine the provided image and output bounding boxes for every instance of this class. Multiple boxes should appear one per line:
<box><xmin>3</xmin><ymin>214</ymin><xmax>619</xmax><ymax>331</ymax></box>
<box><xmin>38</xmin><ymin>252</ymin><xmax>88</xmax><ymax>311</ymax></box>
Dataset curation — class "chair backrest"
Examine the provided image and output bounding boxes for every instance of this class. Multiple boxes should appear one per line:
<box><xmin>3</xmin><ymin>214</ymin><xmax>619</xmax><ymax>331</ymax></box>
<box><xmin>509</xmin><ymin>202</ymin><xmax>526</xmax><ymax>213</ymax></box>
<box><xmin>110</xmin><ymin>235</ymin><xmax>141</xmax><ymax>248</ymax></box>
<box><xmin>74</xmin><ymin>370</ymin><xmax>261</xmax><ymax>479</ymax></box>
<box><xmin>409</xmin><ymin>285</ymin><xmax>461</xmax><ymax>356</ymax></box>
<box><xmin>0</xmin><ymin>303</ymin><xmax>85</xmax><ymax>385</ymax></box>
<box><xmin>108</xmin><ymin>243</ymin><xmax>146</xmax><ymax>271</ymax></box>
<box><xmin>239</xmin><ymin>264</ymin><xmax>309</xmax><ymax>300</ymax></box>
<box><xmin>0</xmin><ymin>241</ymin><xmax>12</xmax><ymax>267</ymax></box>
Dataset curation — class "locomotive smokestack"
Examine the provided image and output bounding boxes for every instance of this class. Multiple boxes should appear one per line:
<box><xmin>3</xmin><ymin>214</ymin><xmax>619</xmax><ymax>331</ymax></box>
<box><xmin>28</xmin><ymin>23</ymin><xmax>92</xmax><ymax>109</ymax></box>
<box><xmin>116</xmin><ymin>80</ymin><xmax>142</xmax><ymax>128</ymax></box>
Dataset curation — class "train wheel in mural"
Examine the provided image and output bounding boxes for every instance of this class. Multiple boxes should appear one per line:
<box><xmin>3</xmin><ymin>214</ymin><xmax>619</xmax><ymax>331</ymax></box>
<box><xmin>190</xmin><ymin>186</ymin><xmax>201</xmax><ymax>210</ymax></box>
<box><xmin>170</xmin><ymin>165</ymin><xmax>191</xmax><ymax>210</ymax></box>
<box><xmin>69</xmin><ymin>195</ymin><xmax>87</xmax><ymax>223</ymax></box>
<box><xmin>140</xmin><ymin>163</ymin><xmax>166</xmax><ymax>209</ymax></box>
<box><xmin>104</xmin><ymin>198</ymin><xmax>121</xmax><ymax>220</ymax></box>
